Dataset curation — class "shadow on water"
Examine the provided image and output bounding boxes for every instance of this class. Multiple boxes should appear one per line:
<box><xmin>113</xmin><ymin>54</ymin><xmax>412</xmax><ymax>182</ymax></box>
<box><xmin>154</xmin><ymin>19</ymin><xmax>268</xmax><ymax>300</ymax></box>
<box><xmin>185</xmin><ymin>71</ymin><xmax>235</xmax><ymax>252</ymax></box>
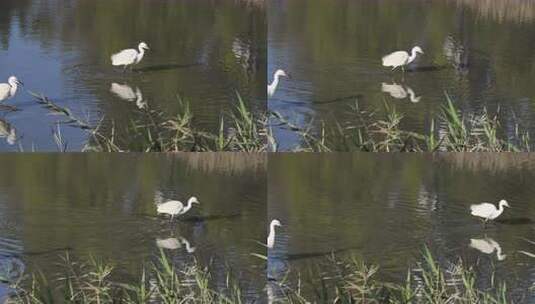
<box><xmin>0</xmin><ymin>105</ymin><xmax>18</xmax><ymax>112</ymax></box>
<box><xmin>23</xmin><ymin>247</ymin><xmax>74</xmax><ymax>257</ymax></box>
<box><xmin>138</xmin><ymin>213</ymin><xmax>242</xmax><ymax>222</ymax></box>
<box><xmin>133</xmin><ymin>62</ymin><xmax>203</xmax><ymax>73</ymax></box>
<box><xmin>282</xmin><ymin>245</ymin><xmax>362</xmax><ymax>261</ymax></box>
<box><xmin>180</xmin><ymin>213</ymin><xmax>242</xmax><ymax>223</ymax></box>
<box><xmin>406</xmin><ymin>64</ymin><xmax>450</xmax><ymax>72</ymax></box>
<box><xmin>495</xmin><ymin>218</ymin><xmax>534</xmax><ymax>225</ymax></box>
<box><xmin>276</xmin><ymin>94</ymin><xmax>364</xmax><ymax>107</ymax></box>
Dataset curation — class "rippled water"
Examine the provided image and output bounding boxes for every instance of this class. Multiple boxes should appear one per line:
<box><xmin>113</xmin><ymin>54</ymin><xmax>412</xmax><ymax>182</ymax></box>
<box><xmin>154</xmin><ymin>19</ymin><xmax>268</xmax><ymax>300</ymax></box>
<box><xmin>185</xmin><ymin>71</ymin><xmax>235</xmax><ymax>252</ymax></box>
<box><xmin>0</xmin><ymin>154</ymin><xmax>267</xmax><ymax>301</ymax></box>
<box><xmin>268</xmin><ymin>153</ymin><xmax>535</xmax><ymax>300</ymax></box>
<box><xmin>0</xmin><ymin>0</ymin><xmax>266</xmax><ymax>151</ymax></box>
<box><xmin>269</xmin><ymin>0</ymin><xmax>535</xmax><ymax>150</ymax></box>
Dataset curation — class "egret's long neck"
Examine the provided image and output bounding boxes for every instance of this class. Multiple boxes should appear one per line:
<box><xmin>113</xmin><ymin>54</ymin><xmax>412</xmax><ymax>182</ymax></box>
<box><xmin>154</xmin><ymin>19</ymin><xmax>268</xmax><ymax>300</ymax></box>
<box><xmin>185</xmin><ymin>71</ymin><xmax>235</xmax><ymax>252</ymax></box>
<box><xmin>269</xmin><ymin>74</ymin><xmax>280</xmax><ymax>91</ymax></box>
<box><xmin>135</xmin><ymin>89</ymin><xmax>143</xmax><ymax>102</ymax></box>
<box><xmin>497</xmin><ymin>203</ymin><xmax>505</xmax><ymax>215</ymax></box>
<box><xmin>9</xmin><ymin>82</ymin><xmax>18</xmax><ymax>96</ymax></box>
<box><xmin>183</xmin><ymin>200</ymin><xmax>194</xmax><ymax>213</ymax></box>
<box><xmin>267</xmin><ymin>223</ymin><xmax>276</xmax><ymax>248</ymax></box>
<box><xmin>408</xmin><ymin>49</ymin><xmax>418</xmax><ymax>64</ymax></box>
<box><xmin>136</xmin><ymin>47</ymin><xmax>145</xmax><ymax>63</ymax></box>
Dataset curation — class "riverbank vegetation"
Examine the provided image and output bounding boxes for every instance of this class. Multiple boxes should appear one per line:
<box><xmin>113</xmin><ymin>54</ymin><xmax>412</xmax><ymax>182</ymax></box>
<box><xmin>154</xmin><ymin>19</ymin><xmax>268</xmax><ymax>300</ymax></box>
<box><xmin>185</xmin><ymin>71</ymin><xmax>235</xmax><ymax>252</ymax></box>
<box><xmin>279</xmin><ymin>248</ymin><xmax>529</xmax><ymax>304</ymax></box>
<box><xmin>271</xmin><ymin>95</ymin><xmax>531</xmax><ymax>152</ymax></box>
<box><xmin>27</xmin><ymin>92</ymin><xmax>267</xmax><ymax>152</ymax></box>
<box><xmin>7</xmin><ymin>248</ymin><xmax>533</xmax><ymax>303</ymax></box>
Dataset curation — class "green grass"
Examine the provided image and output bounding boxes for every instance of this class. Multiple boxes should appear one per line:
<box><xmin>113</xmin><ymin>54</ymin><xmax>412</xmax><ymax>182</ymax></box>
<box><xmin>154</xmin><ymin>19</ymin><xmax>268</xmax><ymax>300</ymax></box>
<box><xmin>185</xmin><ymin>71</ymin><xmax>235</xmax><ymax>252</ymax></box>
<box><xmin>26</xmin><ymin>91</ymin><xmax>267</xmax><ymax>152</ymax></box>
<box><xmin>11</xmin><ymin>251</ymin><xmax>245</xmax><ymax>304</ymax></box>
<box><xmin>9</xmin><ymin>249</ymin><xmax>530</xmax><ymax>304</ymax></box>
<box><xmin>271</xmin><ymin>94</ymin><xmax>531</xmax><ymax>152</ymax></box>
<box><xmin>281</xmin><ymin>248</ymin><xmax>519</xmax><ymax>304</ymax></box>
<box><xmin>87</xmin><ymin>93</ymin><xmax>268</xmax><ymax>152</ymax></box>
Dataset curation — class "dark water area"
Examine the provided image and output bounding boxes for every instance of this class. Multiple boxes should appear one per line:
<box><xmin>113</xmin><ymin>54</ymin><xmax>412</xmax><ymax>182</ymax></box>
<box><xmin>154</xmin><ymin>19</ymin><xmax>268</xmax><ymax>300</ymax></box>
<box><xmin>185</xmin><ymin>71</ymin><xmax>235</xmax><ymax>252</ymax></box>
<box><xmin>0</xmin><ymin>0</ymin><xmax>266</xmax><ymax>151</ymax></box>
<box><xmin>268</xmin><ymin>153</ymin><xmax>535</xmax><ymax>301</ymax></box>
<box><xmin>0</xmin><ymin>154</ymin><xmax>267</xmax><ymax>301</ymax></box>
<box><xmin>269</xmin><ymin>0</ymin><xmax>535</xmax><ymax>150</ymax></box>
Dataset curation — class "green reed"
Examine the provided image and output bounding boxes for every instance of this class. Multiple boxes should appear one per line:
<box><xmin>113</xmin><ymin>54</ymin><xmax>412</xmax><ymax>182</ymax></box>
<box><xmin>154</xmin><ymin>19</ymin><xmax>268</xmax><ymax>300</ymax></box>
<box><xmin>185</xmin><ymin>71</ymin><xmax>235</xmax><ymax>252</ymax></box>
<box><xmin>272</xmin><ymin>94</ymin><xmax>531</xmax><ymax>152</ymax></box>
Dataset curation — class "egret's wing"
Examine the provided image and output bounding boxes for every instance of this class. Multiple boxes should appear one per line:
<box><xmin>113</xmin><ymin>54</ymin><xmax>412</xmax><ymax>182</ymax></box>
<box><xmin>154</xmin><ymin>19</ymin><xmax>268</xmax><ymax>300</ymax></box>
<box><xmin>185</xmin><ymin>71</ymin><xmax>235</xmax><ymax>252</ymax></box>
<box><xmin>0</xmin><ymin>83</ymin><xmax>11</xmax><ymax>100</ymax></box>
<box><xmin>470</xmin><ymin>202</ymin><xmax>493</xmax><ymax>212</ymax></box>
<box><xmin>382</xmin><ymin>51</ymin><xmax>408</xmax><ymax>67</ymax></box>
<box><xmin>157</xmin><ymin>200</ymin><xmax>184</xmax><ymax>213</ymax></box>
<box><xmin>111</xmin><ymin>49</ymin><xmax>138</xmax><ymax>66</ymax></box>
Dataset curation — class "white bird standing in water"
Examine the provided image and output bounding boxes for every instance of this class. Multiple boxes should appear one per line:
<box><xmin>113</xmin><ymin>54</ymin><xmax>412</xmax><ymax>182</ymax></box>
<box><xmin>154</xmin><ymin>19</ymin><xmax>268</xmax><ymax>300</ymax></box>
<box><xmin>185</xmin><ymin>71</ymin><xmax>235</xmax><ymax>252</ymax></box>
<box><xmin>111</xmin><ymin>42</ymin><xmax>150</xmax><ymax>71</ymax></box>
<box><xmin>382</xmin><ymin>46</ymin><xmax>424</xmax><ymax>72</ymax></box>
<box><xmin>267</xmin><ymin>219</ymin><xmax>282</xmax><ymax>249</ymax></box>
<box><xmin>470</xmin><ymin>199</ymin><xmax>510</xmax><ymax>223</ymax></box>
<box><xmin>0</xmin><ymin>76</ymin><xmax>23</xmax><ymax>102</ymax></box>
<box><xmin>267</xmin><ymin>69</ymin><xmax>289</xmax><ymax>98</ymax></box>
<box><xmin>470</xmin><ymin>237</ymin><xmax>506</xmax><ymax>261</ymax></box>
<box><xmin>156</xmin><ymin>197</ymin><xmax>200</xmax><ymax>220</ymax></box>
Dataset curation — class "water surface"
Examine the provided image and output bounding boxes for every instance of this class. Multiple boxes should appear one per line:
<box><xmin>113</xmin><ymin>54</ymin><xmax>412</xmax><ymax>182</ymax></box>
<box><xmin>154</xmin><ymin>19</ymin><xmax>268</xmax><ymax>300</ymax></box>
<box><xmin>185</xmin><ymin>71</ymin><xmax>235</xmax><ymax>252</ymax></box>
<box><xmin>0</xmin><ymin>0</ymin><xmax>266</xmax><ymax>151</ymax></box>
<box><xmin>0</xmin><ymin>154</ymin><xmax>267</xmax><ymax>301</ymax></box>
<box><xmin>268</xmin><ymin>153</ymin><xmax>535</xmax><ymax>301</ymax></box>
<box><xmin>269</xmin><ymin>0</ymin><xmax>535</xmax><ymax>150</ymax></box>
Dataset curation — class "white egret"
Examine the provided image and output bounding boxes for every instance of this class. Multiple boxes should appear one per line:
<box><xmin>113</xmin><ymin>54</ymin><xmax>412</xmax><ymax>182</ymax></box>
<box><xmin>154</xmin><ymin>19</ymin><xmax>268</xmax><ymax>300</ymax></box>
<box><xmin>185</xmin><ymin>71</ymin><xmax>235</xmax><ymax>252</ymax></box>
<box><xmin>0</xmin><ymin>76</ymin><xmax>23</xmax><ymax>102</ymax></box>
<box><xmin>382</xmin><ymin>46</ymin><xmax>424</xmax><ymax>72</ymax></box>
<box><xmin>156</xmin><ymin>197</ymin><xmax>200</xmax><ymax>220</ymax></box>
<box><xmin>470</xmin><ymin>238</ymin><xmax>506</xmax><ymax>261</ymax></box>
<box><xmin>470</xmin><ymin>199</ymin><xmax>510</xmax><ymax>222</ymax></box>
<box><xmin>111</xmin><ymin>42</ymin><xmax>150</xmax><ymax>71</ymax></box>
<box><xmin>267</xmin><ymin>219</ymin><xmax>282</xmax><ymax>249</ymax></box>
<box><xmin>267</xmin><ymin>69</ymin><xmax>289</xmax><ymax>98</ymax></box>
<box><xmin>110</xmin><ymin>83</ymin><xmax>146</xmax><ymax>109</ymax></box>
<box><xmin>381</xmin><ymin>82</ymin><xmax>421</xmax><ymax>103</ymax></box>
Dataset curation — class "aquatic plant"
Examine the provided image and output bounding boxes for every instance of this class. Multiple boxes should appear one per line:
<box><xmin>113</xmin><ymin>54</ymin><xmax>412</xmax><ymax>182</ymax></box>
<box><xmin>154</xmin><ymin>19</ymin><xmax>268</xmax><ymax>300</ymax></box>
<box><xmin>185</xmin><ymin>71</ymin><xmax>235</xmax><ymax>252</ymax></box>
<box><xmin>11</xmin><ymin>251</ymin><xmax>245</xmax><ymax>304</ymax></box>
<box><xmin>86</xmin><ymin>93</ymin><xmax>267</xmax><ymax>152</ymax></box>
<box><xmin>10</xmin><ymin>248</ymin><xmax>529</xmax><ymax>304</ymax></box>
<box><xmin>271</xmin><ymin>94</ymin><xmax>531</xmax><ymax>152</ymax></box>
<box><xmin>281</xmin><ymin>248</ymin><xmax>516</xmax><ymax>304</ymax></box>
<box><xmin>26</xmin><ymin>91</ymin><xmax>267</xmax><ymax>152</ymax></box>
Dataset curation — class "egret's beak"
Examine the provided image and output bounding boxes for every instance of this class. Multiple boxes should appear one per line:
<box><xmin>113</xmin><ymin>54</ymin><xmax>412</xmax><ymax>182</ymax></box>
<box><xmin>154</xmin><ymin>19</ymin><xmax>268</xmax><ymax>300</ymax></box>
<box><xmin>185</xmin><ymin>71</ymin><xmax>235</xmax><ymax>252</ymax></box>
<box><xmin>17</xmin><ymin>81</ymin><xmax>24</xmax><ymax>86</ymax></box>
<box><xmin>286</xmin><ymin>73</ymin><xmax>292</xmax><ymax>79</ymax></box>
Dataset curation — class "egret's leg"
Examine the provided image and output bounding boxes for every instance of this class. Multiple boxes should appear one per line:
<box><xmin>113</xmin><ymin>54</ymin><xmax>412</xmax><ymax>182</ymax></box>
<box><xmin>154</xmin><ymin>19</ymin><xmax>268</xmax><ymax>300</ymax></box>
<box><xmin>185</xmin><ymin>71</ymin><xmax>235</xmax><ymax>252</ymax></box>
<box><xmin>122</xmin><ymin>65</ymin><xmax>128</xmax><ymax>74</ymax></box>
